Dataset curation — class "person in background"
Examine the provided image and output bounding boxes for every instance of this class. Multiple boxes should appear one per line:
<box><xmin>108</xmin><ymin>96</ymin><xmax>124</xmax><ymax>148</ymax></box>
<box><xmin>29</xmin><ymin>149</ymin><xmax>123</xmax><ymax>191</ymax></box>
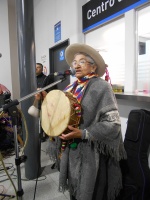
<box><xmin>36</xmin><ymin>63</ymin><xmax>47</xmax><ymax>88</ymax></box>
<box><xmin>36</xmin><ymin>62</ymin><xmax>55</xmax><ymax>100</ymax></box>
<box><xmin>36</xmin><ymin>43</ymin><xmax>126</xmax><ymax>200</ymax></box>
<box><xmin>0</xmin><ymin>112</ymin><xmax>14</xmax><ymax>151</ymax></box>
<box><xmin>36</xmin><ymin>62</ymin><xmax>57</xmax><ymax>91</ymax></box>
<box><xmin>0</xmin><ymin>85</ymin><xmax>13</xmax><ymax>152</ymax></box>
<box><xmin>35</xmin><ymin>63</ymin><xmax>47</xmax><ymax>141</ymax></box>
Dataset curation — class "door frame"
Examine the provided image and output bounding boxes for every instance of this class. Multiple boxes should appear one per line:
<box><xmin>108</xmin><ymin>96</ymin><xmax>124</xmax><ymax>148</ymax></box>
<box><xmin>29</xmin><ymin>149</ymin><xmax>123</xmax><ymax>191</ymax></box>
<box><xmin>49</xmin><ymin>39</ymin><xmax>70</xmax><ymax>73</ymax></box>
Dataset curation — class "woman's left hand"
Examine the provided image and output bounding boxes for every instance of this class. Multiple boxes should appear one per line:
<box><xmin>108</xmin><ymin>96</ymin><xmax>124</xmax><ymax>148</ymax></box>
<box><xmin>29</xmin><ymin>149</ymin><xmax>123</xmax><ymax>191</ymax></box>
<box><xmin>59</xmin><ymin>125</ymin><xmax>82</xmax><ymax>140</ymax></box>
<box><xmin>35</xmin><ymin>90</ymin><xmax>47</xmax><ymax>101</ymax></box>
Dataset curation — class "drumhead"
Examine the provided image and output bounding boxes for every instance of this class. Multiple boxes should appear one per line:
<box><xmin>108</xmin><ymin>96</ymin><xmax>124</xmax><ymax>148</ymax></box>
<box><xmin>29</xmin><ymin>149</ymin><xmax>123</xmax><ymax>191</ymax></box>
<box><xmin>41</xmin><ymin>90</ymin><xmax>71</xmax><ymax>136</ymax></box>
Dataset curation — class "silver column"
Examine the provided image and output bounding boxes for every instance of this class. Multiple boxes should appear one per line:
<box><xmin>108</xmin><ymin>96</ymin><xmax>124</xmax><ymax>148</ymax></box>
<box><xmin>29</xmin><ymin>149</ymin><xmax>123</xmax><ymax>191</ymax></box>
<box><xmin>16</xmin><ymin>0</ymin><xmax>41</xmax><ymax>179</ymax></box>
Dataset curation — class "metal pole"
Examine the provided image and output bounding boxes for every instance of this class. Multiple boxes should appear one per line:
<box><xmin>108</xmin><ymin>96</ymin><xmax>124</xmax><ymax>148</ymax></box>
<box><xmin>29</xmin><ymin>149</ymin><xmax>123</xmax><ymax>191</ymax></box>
<box><xmin>15</xmin><ymin>0</ymin><xmax>40</xmax><ymax>179</ymax></box>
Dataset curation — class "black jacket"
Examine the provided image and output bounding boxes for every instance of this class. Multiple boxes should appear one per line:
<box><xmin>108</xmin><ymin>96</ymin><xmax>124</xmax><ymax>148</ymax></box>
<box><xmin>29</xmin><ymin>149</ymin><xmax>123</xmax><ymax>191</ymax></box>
<box><xmin>36</xmin><ymin>72</ymin><xmax>47</xmax><ymax>88</ymax></box>
<box><xmin>37</xmin><ymin>73</ymin><xmax>57</xmax><ymax>91</ymax></box>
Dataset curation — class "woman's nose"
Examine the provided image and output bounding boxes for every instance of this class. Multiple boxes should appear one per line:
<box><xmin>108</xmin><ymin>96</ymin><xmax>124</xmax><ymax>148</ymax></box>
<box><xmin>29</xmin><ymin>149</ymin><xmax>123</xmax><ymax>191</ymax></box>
<box><xmin>75</xmin><ymin>63</ymin><xmax>80</xmax><ymax>69</ymax></box>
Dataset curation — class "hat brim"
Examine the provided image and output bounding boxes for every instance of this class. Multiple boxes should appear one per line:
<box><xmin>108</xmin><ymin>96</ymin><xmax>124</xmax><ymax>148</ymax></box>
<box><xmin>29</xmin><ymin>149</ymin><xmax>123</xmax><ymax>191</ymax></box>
<box><xmin>65</xmin><ymin>43</ymin><xmax>106</xmax><ymax>77</ymax></box>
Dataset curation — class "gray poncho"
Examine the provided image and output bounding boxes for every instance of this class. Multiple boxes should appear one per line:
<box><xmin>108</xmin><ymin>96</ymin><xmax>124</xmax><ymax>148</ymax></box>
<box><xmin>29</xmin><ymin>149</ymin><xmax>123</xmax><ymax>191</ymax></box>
<box><xmin>47</xmin><ymin>77</ymin><xmax>126</xmax><ymax>200</ymax></box>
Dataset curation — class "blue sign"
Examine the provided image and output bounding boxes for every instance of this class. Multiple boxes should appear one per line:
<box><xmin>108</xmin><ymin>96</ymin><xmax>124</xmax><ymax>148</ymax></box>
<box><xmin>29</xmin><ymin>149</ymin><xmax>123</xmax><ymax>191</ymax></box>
<box><xmin>82</xmin><ymin>0</ymin><xmax>149</xmax><ymax>32</ymax></box>
<box><xmin>59</xmin><ymin>49</ymin><xmax>65</xmax><ymax>61</ymax></box>
<box><xmin>54</xmin><ymin>21</ymin><xmax>61</xmax><ymax>43</ymax></box>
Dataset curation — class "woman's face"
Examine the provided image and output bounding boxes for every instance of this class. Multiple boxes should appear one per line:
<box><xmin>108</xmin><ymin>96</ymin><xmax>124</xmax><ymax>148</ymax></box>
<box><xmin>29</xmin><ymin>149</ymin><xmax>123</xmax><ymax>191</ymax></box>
<box><xmin>72</xmin><ymin>54</ymin><xmax>97</xmax><ymax>78</ymax></box>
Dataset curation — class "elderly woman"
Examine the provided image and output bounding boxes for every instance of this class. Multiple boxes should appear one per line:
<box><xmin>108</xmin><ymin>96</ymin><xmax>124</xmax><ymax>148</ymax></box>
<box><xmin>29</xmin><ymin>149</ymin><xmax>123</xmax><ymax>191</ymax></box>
<box><xmin>33</xmin><ymin>43</ymin><xmax>126</xmax><ymax>200</ymax></box>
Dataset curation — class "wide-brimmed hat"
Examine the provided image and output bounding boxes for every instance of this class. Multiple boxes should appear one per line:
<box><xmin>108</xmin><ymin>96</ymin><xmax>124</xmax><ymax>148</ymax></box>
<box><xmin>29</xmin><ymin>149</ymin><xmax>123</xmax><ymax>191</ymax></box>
<box><xmin>65</xmin><ymin>43</ymin><xmax>106</xmax><ymax>77</ymax></box>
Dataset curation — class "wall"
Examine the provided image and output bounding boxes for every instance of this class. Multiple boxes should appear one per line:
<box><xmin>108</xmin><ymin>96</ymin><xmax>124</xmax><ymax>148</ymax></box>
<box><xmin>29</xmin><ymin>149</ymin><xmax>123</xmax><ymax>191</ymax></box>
<box><xmin>34</xmin><ymin>0</ymin><xmax>88</xmax><ymax>74</ymax></box>
<box><xmin>0</xmin><ymin>0</ymin><xmax>12</xmax><ymax>94</ymax></box>
<box><xmin>8</xmin><ymin>0</ymin><xmax>20</xmax><ymax>100</ymax></box>
<box><xmin>0</xmin><ymin>0</ymin><xmax>20</xmax><ymax>100</ymax></box>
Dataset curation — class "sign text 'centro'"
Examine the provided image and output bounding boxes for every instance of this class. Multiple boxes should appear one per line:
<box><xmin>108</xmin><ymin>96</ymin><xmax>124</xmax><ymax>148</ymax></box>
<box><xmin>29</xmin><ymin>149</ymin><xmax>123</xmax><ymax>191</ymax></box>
<box><xmin>82</xmin><ymin>0</ymin><xmax>149</xmax><ymax>32</ymax></box>
<box><xmin>87</xmin><ymin>0</ymin><xmax>123</xmax><ymax>20</ymax></box>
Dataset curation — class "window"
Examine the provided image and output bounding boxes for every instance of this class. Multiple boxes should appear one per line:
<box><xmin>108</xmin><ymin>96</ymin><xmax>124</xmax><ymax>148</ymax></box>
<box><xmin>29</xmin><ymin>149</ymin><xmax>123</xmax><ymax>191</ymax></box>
<box><xmin>85</xmin><ymin>17</ymin><xmax>125</xmax><ymax>87</ymax></box>
<box><xmin>137</xmin><ymin>5</ymin><xmax>150</xmax><ymax>93</ymax></box>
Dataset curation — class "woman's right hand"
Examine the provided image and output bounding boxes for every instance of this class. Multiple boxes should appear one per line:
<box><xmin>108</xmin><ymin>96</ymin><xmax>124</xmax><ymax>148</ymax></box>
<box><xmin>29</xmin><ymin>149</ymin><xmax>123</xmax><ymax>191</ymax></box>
<box><xmin>59</xmin><ymin>125</ymin><xmax>82</xmax><ymax>140</ymax></box>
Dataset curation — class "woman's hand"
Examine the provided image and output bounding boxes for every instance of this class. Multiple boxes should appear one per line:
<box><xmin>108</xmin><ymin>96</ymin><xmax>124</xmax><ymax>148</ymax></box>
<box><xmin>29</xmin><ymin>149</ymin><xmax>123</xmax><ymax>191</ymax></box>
<box><xmin>41</xmin><ymin>91</ymin><xmax>47</xmax><ymax>99</ymax></box>
<box><xmin>35</xmin><ymin>93</ymin><xmax>42</xmax><ymax>101</ymax></box>
<box><xmin>35</xmin><ymin>90</ymin><xmax>47</xmax><ymax>101</ymax></box>
<box><xmin>59</xmin><ymin>125</ymin><xmax>82</xmax><ymax>140</ymax></box>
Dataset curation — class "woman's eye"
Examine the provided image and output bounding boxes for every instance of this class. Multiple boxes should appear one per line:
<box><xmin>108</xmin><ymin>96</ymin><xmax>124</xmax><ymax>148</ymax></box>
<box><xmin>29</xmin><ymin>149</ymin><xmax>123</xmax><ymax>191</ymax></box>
<box><xmin>80</xmin><ymin>60</ymin><xmax>85</xmax><ymax>64</ymax></box>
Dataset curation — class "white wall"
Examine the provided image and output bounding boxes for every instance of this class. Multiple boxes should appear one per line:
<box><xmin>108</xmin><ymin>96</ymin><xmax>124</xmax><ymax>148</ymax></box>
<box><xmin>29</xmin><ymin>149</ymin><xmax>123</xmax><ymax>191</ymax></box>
<box><xmin>0</xmin><ymin>0</ymin><xmax>19</xmax><ymax>100</ymax></box>
<box><xmin>124</xmin><ymin>10</ymin><xmax>136</xmax><ymax>93</ymax></box>
<box><xmin>34</xmin><ymin>0</ymin><xmax>88</xmax><ymax>74</ymax></box>
<box><xmin>8</xmin><ymin>0</ymin><xmax>20</xmax><ymax>100</ymax></box>
<box><xmin>0</xmin><ymin>0</ymin><xmax>12</xmax><ymax>94</ymax></box>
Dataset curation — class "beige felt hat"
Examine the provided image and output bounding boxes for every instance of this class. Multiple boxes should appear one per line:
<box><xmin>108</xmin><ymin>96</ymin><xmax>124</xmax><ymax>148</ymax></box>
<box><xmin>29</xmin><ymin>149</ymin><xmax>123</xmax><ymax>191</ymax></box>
<box><xmin>65</xmin><ymin>43</ymin><xmax>106</xmax><ymax>77</ymax></box>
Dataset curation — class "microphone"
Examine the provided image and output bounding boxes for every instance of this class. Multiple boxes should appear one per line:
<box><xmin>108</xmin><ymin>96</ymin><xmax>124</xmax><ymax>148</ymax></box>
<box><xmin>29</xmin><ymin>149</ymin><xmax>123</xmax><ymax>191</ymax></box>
<box><xmin>42</xmin><ymin>68</ymin><xmax>76</xmax><ymax>89</ymax></box>
<box><xmin>53</xmin><ymin>68</ymin><xmax>75</xmax><ymax>76</ymax></box>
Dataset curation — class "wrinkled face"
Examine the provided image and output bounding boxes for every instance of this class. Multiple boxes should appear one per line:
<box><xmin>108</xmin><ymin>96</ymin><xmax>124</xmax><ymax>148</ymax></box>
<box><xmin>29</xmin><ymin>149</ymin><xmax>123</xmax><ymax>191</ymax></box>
<box><xmin>71</xmin><ymin>54</ymin><xmax>97</xmax><ymax>78</ymax></box>
<box><xmin>36</xmin><ymin>64</ymin><xmax>43</xmax><ymax>76</ymax></box>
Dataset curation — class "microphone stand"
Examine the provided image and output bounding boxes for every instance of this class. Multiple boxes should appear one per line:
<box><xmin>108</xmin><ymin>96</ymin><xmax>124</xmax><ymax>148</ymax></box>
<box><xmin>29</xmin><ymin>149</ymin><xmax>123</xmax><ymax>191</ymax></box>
<box><xmin>0</xmin><ymin>76</ymin><xmax>66</xmax><ymax>200</ymax></box>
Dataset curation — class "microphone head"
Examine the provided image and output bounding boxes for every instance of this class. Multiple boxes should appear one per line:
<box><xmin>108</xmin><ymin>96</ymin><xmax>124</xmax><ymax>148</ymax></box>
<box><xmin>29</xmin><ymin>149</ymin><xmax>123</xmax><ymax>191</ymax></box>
<box><xmin>54</xmin><ymin>72</ymin><xmax>59</xmax><ymax>76</ymax></box>
<box><xmin>53</xmin><ymin>68</ymin><xmax>76</xmax><ymax>76</ymax></box>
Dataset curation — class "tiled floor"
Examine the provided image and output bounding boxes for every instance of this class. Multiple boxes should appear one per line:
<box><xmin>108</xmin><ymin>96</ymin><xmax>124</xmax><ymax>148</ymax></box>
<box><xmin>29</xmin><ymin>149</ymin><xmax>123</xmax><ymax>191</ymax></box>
<box><xmin>0</xmin><ymin>140</ymin><xmax>70</xmax><ymax>200</ymax></box>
